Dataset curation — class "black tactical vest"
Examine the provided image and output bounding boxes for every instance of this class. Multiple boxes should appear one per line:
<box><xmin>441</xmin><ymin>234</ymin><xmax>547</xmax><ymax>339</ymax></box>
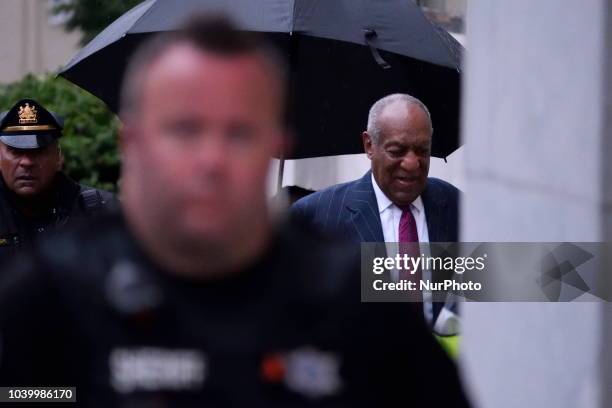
<box><xmin>0</xmin><ymin>172</ymin><xmax>116</xmax><ymax>265</ymax></box>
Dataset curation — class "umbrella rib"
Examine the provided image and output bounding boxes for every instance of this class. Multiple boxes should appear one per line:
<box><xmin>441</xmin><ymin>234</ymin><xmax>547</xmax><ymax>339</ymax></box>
<box><xmin>290</xmin><ymin>0</ymin><xmax>297</xmax><ymax>34</ymax></box>
<box><xmin>428</xmin><ymin>24</ymin><xmax>463</xmax><ymax>72</ymax></box>
<box><xmin>128</xmin><ymin>0</ymin><xmax>162</xmax><ymax>35</ymax></box>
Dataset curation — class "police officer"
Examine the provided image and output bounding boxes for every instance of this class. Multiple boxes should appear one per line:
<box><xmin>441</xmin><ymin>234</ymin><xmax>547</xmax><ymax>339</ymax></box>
<box><xmin>0</xmin><ymin>98</ymin><xmax>116</xmax><ymax>262</ymax></box>
<box><xmin>0</xmin><ymin>16</ymin><xmax>470</xmax><ymax>407</ymax></box>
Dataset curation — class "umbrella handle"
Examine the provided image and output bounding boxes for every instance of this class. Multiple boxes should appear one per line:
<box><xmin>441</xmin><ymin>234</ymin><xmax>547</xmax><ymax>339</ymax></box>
<box><xmin>364</xmin><ymin>29</ymin><xmax>391</xmax><ymax>70</ymax></box>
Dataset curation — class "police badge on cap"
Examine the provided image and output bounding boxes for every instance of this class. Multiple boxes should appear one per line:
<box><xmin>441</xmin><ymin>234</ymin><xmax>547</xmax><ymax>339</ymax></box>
<box><xmin>0</xmin><ymin>99</ymin><xmax>64</xmax><ymax>149</ymax></box>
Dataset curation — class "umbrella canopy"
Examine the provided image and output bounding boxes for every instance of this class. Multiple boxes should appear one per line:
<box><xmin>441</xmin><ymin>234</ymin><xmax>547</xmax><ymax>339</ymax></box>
<box><xmin>60</xmin><ymin>0</ymin><xmax>463</xmax><ymax>159</ymax></box>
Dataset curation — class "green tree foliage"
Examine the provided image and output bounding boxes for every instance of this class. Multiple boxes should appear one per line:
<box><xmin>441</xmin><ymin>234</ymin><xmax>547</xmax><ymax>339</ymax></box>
<box><xmin>54</xmin><ymin>0</ymin><xmax>143</xmax><ymax>45</ymax></box>
<box><xmin>0</xmin><ymin>74</ymin><xmax>120</xmax><ymax>191</ymax></box>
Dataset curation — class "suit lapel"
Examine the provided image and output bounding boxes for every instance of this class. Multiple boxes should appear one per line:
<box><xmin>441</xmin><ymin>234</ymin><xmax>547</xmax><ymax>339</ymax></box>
<box><xmin>343</xmin><ymin>176</ymin><xmax>450</xmax><ymax>243</ymax></box>
<box><xmin>345</xmin><ymin>172</ymin><xmax>384</xmax><ymax>242</ymax></box>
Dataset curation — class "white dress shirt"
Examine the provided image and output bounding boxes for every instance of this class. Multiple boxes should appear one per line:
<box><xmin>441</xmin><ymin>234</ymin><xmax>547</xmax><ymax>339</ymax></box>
<box><xmin>371</xmin><ymin>174</ymin><xmax>434</xmax><ymax>323</ymax></box>
<box><xmin>371</xmin><ymin>174</ymin><xmax>429</xmax><ymax>244</ymax></box>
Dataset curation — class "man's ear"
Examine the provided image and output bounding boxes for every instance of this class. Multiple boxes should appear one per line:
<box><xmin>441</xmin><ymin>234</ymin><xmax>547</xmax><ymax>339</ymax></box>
<box><xmin>119</xmin><ymin>121</ymin><xmax>129</xmax><ymax>150</ymax></box>
<box><xmin>119</xmin><ymin>120</ymin><xmax>139</xmax><ymax>154</ymax></box>
<box><xmin>362</xmin><ymin>131</ymin><xmax>374</xmax><ymax>159</ymax></box>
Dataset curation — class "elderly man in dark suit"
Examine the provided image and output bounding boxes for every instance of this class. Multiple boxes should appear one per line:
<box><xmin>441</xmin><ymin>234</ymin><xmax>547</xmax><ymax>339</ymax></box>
<box><xmin>292</xmin><ymin>93</ymin><xmax>460</xmax><ymax>331</ymax></box>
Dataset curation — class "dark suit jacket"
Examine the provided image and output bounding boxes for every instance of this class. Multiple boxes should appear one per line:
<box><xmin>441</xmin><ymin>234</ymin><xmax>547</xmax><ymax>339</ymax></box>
<box><xmin>291</xmin><ymin>171</ymin><xmax>461</xmax><ymax>325</ymax></box>
<box><xmin>291</xmin><ymin>171</ymin><xmax>459</xmax><ymax>243</ymax></box>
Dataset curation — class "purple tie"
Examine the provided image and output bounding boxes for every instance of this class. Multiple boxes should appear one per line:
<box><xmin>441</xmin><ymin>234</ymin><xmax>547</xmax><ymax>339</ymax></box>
<box><xmin>399</xmin><ymin>207</ymin><xmax>419</xmax><ymax>243</ymax></box>
<box><xmin>399</xmin><ymin>207</ymin><xmax>422</xmax><ymax>301</ymax></box>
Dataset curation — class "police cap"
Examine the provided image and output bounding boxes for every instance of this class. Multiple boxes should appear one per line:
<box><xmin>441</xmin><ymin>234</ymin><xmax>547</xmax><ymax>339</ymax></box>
<box><xmin>0</xmin><ymin>99</ymin><xmax>63</xmax><ymax>149</ymax></box>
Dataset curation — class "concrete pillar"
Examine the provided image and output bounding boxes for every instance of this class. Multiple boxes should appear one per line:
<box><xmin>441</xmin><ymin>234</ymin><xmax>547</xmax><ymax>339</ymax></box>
<box><xmin>461</xmin><ymin>1</ymin><xmax>612</xmax><ymax>407</ymax></box>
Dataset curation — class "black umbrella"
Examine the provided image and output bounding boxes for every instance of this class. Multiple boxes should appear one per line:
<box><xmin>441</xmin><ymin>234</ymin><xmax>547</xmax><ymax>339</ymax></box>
<box><xmin>60</xmin><ymin>0</ymin><xmax>463</xmax><ymax>159</ymax></box>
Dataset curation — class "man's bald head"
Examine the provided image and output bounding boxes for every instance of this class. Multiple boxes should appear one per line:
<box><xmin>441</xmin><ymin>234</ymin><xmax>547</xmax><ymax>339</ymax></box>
<box><xmin>366</xmin><ymin>93</ymin><xmax>433</xmax><ymax>145</ymax></box>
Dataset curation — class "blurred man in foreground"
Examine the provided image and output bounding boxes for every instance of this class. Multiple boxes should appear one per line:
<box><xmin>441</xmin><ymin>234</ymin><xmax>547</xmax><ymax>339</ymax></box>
<box><xmin>0</xmin><ymin>99</ymin><xmax>115</xmax><ymax>264</ymax></box>
<box><xmin>0</xmin><ymin>16</ymin><xmax>470</xmax><ymax>407</ymax></box>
